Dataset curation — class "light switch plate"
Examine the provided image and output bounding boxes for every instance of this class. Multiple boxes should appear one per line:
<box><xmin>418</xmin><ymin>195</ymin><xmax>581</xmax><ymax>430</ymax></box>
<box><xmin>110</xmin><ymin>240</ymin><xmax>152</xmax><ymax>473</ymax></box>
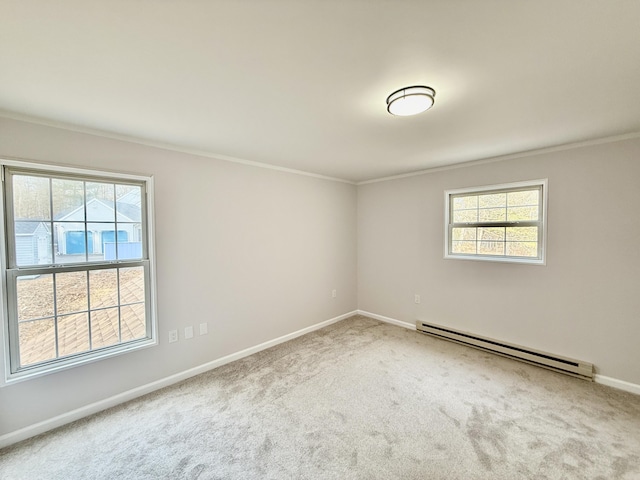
<box><xmin>184</xmin><ymin>326</ymin><xmax>194</xmax><ymax>339</ymax></box>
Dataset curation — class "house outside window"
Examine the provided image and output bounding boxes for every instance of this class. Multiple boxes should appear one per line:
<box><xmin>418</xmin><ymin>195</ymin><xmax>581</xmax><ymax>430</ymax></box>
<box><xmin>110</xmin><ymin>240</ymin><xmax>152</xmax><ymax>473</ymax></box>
<box><xmin>444</xmin><ymin>179</ymin><xmax>547</xmax><ymax>264</ymax></box>
<box><xmin>1</xmin><ymin>161</ymin><xmax>157</xmax><ymax>382</ymax></box>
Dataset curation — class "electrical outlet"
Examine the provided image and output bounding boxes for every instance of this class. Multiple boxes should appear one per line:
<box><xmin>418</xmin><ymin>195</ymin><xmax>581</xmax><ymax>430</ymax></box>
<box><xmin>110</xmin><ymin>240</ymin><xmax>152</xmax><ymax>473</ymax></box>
<box><xmin>332</xmin><ymin>289</ymin><xmax>337</xmax><ymax>298</ymax></box>
<box><xmin>414</xmin><ymin>294</ymin><xmax>421</xmax><ymax>304</ymax></box>
<box><xmin>199</xmin><ymin>323</ymin><xmax>208</xmax><ymax>335</ymax></box>
<box><xmin>168</xmin><ymin>330</ymin><xmax>178</xmax><ymax>343</ymax></box>
<box><xmin>184</xmin><ymin>326</ymin><xmax>194</xmax><ymax>339</ymax></box>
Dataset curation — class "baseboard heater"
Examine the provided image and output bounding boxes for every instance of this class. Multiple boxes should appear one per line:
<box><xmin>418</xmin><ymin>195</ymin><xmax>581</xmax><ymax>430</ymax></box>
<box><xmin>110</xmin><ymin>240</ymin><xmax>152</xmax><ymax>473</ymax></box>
<box><xmin>416</xmin><ymin>321</ymin><xmax>594</xmax><ymax>381</ymax></box>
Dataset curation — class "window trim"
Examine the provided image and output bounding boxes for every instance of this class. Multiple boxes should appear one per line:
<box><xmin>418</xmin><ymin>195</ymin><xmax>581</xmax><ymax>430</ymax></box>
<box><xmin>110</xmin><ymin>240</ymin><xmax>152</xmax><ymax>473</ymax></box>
<box><xmin>444</xmin><ymin>179</ymin><xmax>548</xmax><ymax>265</ymax></box>
<box><xmin>0</xmin><ymin>159</ymin><xmax>158</xmax><ymax>385</ymax></box>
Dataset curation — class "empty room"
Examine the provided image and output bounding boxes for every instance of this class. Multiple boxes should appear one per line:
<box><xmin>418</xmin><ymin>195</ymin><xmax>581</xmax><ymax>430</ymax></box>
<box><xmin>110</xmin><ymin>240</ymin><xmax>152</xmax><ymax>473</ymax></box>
<box><xmin>1</xmin><ymin>1</ymin><xmax>639</xmax><ymax>479</ymax></box>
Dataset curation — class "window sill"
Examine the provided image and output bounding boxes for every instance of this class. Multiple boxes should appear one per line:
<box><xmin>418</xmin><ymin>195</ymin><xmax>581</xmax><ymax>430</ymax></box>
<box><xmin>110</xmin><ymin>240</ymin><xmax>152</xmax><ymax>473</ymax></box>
<box><xmin>444</xmin><ymin>253</ymin><xmax>546</xmax><ymax>265</ymax></box>
<box><xmin>2</xmin><ymin>337</ymin><xmax>157</xmax><ymax>387</ymax></box>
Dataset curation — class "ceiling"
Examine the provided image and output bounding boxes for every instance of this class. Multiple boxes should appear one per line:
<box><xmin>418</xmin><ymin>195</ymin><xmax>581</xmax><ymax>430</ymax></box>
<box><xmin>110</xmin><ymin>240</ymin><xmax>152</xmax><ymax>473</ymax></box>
<box><xmin>1</xmin><ymin>1</ymin><xmax>640</xmax><ymax>183</ymax></box>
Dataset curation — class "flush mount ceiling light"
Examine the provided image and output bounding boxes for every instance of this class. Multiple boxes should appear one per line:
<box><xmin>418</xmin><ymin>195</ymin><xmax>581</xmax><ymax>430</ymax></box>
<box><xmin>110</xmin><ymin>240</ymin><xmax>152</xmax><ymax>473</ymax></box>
<box><xmin>386</xmin><ymin>85</ymin><xmax>436</xmax><ymax>116</ymax></box>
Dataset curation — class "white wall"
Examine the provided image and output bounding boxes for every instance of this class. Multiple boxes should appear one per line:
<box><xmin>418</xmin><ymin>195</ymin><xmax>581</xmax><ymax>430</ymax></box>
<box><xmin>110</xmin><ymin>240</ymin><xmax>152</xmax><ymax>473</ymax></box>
<box><xmin>0</xmin><ymin>117</ymin><xmax>358</xmax><ymax>436</ymax></box>
<box><xmin>358</xmin><ymin>137</ymin><xmax>640</xmax><ymax>385</ymax></box>
<box><xmin>2</xmin><ymin>115</ymin><xmax>639</xmax><ymax>441</ymax></box>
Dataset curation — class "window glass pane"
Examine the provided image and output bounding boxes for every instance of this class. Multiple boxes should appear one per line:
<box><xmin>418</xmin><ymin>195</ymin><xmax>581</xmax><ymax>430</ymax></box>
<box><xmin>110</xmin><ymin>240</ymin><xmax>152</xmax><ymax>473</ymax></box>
<box><xmin>478</xmin><ymin>193</ymin><xmax>506</xmax><ymax>208</ymax></box>
<box><xmin>90</xmin><ymin>308</ymin><xmax>120</xmax><ymax>349</ymax></box>
<box><xmin>55</xmin><ymin>271</ymin><xmax>88</xmax><ymax>315</ymax></box>
<box><xmin>17</xmin><ymin>274</ymin><xmax>54</xmax><ymax>320</ymax></box>
<box><xmin>89</xmin><ymin>269</ymin><xmax>119</xmax><ymax>309</ymax></box>
<box><xmin>115</xmin><ymin>224</ymin><xmax>143</xmax><ymax>260</ymax></box>
<box><xmin>506</xmin><ymin>242</ymin><xmax>538</xmax><ymax>257</ymax></box>
<box><xmin>91</xmin><ymin>224</ymin><xmax>141</xmax><ymax>260</ymax></box>
<box><xmin>478</xmin><ymin>227</ymin><xmax>505</xmax><ymax>241</ymax></box>
<box><xmin>478</xmin><ymin>207</ymin><xmax>506</xmax><ymax>222</ymax></box>
<box><xmin>478</xmin><ymin>241</ymin><xmax>505</xmax><ymax>256</ymax></box>
<box><xmin>453</xmin><ymin>209</ymin><xmax>478</xmax><ymax>223</ymax></box>
<box><xmin>86</xmin><ymin>182</ymin><xmax>115</xmax><ymax>222</ymax></box>
<box><xmin>478</xmin><ymin>227</ymin><xmax>505</xmax><ymax>255</ymax></box>
<box><xmin>19</xmin><ymin>319</ymin><xmax>56</xmax><ymax>366</ymax></box>
<box><xmin>13</xmin><ymin>175</ymin><xmax>51</xmax><ymax>220</ymax></box>
<box><xmin>506</xmin><ymin>226</ymin><xmax>538</xmax><ymax>242</ymax></box>
<box><xmin>52</xmin><ymin>178</ymin><xmax>85</xmax><ymax>221</ymax></box>
<box><xmin>88</xmin><ymin>222</ymin><xmax>115</xmax><ymax>260</ymax></box>
<box><xmin>507</xmin><ymin>206</ymin><xmax>539</xmax><ymax>222</ymax></box>
<box><xmin>14</xmin><ymin>221</ymin><xmax>52</xmax><ymax>266</ymax></box>
<box><xmin>453</xmin><ymin>195</ymin><xmax>477</xmax><ymax>210</ymax></box>
<box><xmin>121</xmin><ymin>303</ymin><xmax>146</xmax><ymax>341</ymax></box>
<box><xmin>451</xmin><ymin>227</ymin><xmax>476</xmax><ymax>241</ymax></box>
<box><xmin>507</xmin><ymin>190</ymin><xmax>538</xmax><ymax>207</ymax></box>
<box><xmin>120</xmin><ymin>267</ymin><xmax>145</xmax><ymax>303</ymax></box>
<box><xmin>54</xmin><ymin>222</ymin><xmax>90</xmax><ymax>264</ymax></box>
<box><xmin>451</xmin><ymin>241</ymin><xmax>476</xmax><ymax>254</ymax></box>
<box><xmin>116</xmin><ymin>185</ymin><xmax>142</xmax><ymax>221</ymax></box>
<box><xmin>58</xmin><ymin>313</ymin><xmax>90</xmax><ymax>357</ymax></box>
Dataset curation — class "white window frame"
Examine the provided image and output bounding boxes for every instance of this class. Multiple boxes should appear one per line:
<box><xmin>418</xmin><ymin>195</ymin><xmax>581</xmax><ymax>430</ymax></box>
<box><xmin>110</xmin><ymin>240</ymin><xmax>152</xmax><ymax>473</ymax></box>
<box><xmin>0</xmin><ymin>159</ymin><xmax>158</xmax><ymax>385</ymax></box>
<box><xmin>444</xmin><ymin>179</ymin><xmax>548</xmax><ymax>265</ymax></box>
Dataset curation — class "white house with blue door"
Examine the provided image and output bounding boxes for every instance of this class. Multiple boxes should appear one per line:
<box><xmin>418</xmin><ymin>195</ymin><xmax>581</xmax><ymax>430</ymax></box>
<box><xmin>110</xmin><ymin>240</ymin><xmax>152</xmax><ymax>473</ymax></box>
<box><xmin>55</xmin><ymin>192</ymin><xmax>142</xmax><ymax>260</ymax></box>
<box><xmin>15</xmin><ymin>221</ymin><xmax>51</xmax><ymax>266</ymax></box>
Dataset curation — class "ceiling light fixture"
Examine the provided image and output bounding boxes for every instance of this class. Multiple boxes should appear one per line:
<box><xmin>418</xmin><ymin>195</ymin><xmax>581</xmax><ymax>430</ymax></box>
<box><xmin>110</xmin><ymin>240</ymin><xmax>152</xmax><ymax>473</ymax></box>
<box><xmin>386</xmin><ymin>85</ymin><xmax>436</xmax><ymax>116</ymax></box>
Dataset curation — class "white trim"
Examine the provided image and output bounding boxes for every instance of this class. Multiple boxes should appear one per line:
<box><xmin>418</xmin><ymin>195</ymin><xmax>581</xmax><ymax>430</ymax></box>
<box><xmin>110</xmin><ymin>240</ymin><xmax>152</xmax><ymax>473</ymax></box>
<box><xmin>356</xmin><ymin>131</ymin><xmax>640</xmax><ymax>185</ymax></box>
<box><xmin>444</xmin><ymin>178</ymin><xmax>547</xmax><ymax>197</ymax></box>
<box><xmin>5</xmin><ymin>111</ymin><xmax>640</xmax><ymax>188</ymax></box>
<box><xmin>3</xmin><ymin>338</ymin><xmax>158</xmax><ymax>386</ymax></box>
<box><xmin>594</xmin><ymin>374</ymin><xmax>640</xmax><ymax>395</ymax></box>
<box><xmin>2</xmin><ymin>310</ymin><xmax>638</xmax><ymax>448</ymax></box>
<box><xmin>0</xmin><ymin>111</ymin><xmax>355</xmax><ymax>185</ymax></box>
<box><xmin>357</xmin><ymin>310</ymin><xmax>416</xmax><ymax>330</ymax></box>
<box><xmin>0</xmin><ymin>166</ymin><xmax>8</xmax><ymax>390</ymax></box>
<box><xmin>0</xmin><ymin>310</ymin><xmax>357</xmax><ymax>449</ymax></box>
<box><xmin>1</xmin><ymin>157</ymin><xmax>154</xmax><ymax>182</ymax></box>
<box><xmin>359</xmin><ymin>311</ymin><xmax>640</xmax><ymax>395</ymax></box>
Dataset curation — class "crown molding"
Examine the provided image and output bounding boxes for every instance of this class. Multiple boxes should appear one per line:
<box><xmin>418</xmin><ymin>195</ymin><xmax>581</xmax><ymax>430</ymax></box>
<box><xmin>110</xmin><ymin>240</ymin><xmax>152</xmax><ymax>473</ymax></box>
<box><xmin>357</xmin><ymin>131</ymin><xmax>640</xmax><ymax>185</ymax></box>
<box><xmin>0</xmin><ymin>110</ymin><xmax>356</xmax><ymax>185</ymax></box>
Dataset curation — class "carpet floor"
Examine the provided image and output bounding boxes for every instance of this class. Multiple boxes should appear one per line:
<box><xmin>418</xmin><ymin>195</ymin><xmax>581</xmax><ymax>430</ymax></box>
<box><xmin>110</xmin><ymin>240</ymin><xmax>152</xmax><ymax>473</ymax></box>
<box><xmin>1</xmin><ymin>315</ymin><xmax>639</xmax><ymax>479</ymax></box>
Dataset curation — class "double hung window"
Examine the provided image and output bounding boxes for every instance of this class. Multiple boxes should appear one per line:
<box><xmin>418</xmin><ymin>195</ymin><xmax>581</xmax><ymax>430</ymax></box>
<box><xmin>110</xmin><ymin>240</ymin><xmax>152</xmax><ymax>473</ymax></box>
<box><xmin>1</xmin><ymin>162</ymin><xmax>156</xmax><ymax>381</ymax></box>
<box><xmin>445</xmin><ymin>180</ymin><xmax>547</xmax><ymax>264</ymax></box>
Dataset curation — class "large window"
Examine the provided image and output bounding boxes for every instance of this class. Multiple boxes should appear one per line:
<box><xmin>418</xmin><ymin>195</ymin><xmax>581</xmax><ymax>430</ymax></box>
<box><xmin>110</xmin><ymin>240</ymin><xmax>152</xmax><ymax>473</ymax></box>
<box><xmin>1</xmin><ymin>161</ymin><xmax>156</xmax><ymax>381</ymax></box>
<box><xmin>444</xmin><ymin>179</ymin><xmax>547</xmax><ymax>264</ymax></box>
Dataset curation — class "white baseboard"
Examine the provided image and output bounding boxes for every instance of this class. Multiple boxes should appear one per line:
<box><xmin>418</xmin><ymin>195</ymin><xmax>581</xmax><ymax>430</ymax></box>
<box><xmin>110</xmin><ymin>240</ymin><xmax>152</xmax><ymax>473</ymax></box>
<box><xmin>4</xmin><ymin>310</ymin><xmax>638</xmax><ymax>449</ymax></box>
<box><xmin>0</xmin><ymin>310</ymin><xmax>358</xmax><ymax>449</ymax></box>
<box><xmin>357</xmin><ymin>310</ymin><xmax>416</xmax><ymax>330</ymax></box>
<box><xmin>594</xmin><ymin>374</ymin><xmax>640</xmax><ymax>395</ymax></box>
<box><xmin>358</xmin><ymin>310</ymin><xmax>640</xmax><ymax>396</ymax></box>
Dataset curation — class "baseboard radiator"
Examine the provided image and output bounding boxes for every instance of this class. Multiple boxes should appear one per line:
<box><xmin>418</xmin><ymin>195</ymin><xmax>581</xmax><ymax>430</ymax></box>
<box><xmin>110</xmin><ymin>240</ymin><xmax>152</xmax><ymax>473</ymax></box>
<box><xmin>416</xmin><ymin>321</ymin><xmax>594</xmax><ymax>381</ymax></box>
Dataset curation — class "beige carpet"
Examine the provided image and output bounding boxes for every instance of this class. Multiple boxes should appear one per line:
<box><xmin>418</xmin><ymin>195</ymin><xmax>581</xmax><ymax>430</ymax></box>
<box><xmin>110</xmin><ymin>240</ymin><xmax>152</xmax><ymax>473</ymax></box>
<box><xmin>1</xmin><ymin>315</ymin><xmax>639</xmax><ymax>479</ymax></box>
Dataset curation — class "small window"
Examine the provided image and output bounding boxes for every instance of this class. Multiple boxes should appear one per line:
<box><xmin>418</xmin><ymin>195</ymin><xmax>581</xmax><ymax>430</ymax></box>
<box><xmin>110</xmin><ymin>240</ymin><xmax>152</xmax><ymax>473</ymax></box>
<box><xmin>1</xmin><ymin>162</ymin><xmax>157</xmax><ymax>382</ymax></box>
<box><xmin>444</xmin><ymin>180</ymin><xmax>547</xmax><ymax>264</ymax></box>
